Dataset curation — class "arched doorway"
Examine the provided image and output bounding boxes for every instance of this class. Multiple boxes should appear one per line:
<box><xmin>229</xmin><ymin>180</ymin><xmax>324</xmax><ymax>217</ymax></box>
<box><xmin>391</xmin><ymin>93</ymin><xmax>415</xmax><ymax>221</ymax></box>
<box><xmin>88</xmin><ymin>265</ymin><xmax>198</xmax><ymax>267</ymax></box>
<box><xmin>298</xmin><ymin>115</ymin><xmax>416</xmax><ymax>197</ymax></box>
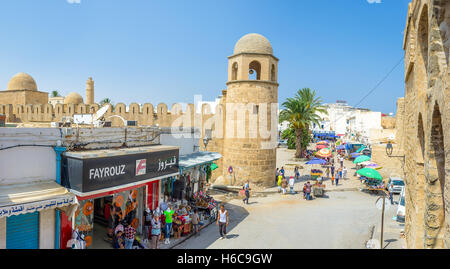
<box><xmin>424</xmin><ymin>103</ymin><xmax>446</xmax><ymax>248</ymax></box>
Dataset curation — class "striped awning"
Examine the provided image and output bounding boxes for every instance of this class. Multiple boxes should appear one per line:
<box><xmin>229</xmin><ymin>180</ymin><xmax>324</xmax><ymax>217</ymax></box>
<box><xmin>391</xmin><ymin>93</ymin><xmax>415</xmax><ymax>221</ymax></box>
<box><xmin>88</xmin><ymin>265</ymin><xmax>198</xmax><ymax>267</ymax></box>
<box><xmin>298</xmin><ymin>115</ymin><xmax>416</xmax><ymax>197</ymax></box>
<box><xmin>179</xmin><ymin>151</ymin><xmax>222</xmax><ymax>169</ymax></box>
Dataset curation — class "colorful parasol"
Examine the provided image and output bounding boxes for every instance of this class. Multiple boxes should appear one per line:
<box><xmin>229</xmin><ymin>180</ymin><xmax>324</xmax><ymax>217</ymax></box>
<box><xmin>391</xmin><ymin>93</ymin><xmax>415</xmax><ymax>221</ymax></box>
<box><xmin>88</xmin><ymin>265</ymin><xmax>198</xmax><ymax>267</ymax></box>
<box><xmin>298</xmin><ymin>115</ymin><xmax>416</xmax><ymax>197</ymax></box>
<box><xmin>356</xmin><ymin>168</ymin><xmax>383</xmax><ymax>180</ymax></box>
<box><xmin>360</xmin><ymin>161</ymin><xmax>382</xmax><ymax>170</ymax></box>
<box><xmin>306</xmin><ymin>158</ymin><xmax>327</xmax><ymax>165</ymax></box>
<box><xmin>211</xmin><ymin>163</ymin><xmax>218</xmax><ymax>170</ymax></box>
<box><xmin>354</xmin><ymin>155</ymin><xmax>371</xmax><ymax>164</ymax></box>
<box><xmin>316</xmin><ymin>144</ymin><xmax>328</xmax><ymax>149</ymax></box>
<box><xmin>316</xmin><ymin>141</ymin><xmax>329</xmax><ymax>145</ymax></box>
<box><xmin>316</xmin><ymin>148</ymin><xmax>332</xmax><ymax>158</ymax></box>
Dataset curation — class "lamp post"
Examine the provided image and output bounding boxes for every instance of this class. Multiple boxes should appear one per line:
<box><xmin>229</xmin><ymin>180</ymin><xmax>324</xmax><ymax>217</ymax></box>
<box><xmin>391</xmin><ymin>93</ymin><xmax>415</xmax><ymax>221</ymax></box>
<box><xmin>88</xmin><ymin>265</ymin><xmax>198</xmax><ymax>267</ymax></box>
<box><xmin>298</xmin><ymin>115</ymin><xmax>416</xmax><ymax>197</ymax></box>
<box><xmin>203</xmin><ymin>129</ymin><xmax>212</xmax><ymax>151</ymax></box>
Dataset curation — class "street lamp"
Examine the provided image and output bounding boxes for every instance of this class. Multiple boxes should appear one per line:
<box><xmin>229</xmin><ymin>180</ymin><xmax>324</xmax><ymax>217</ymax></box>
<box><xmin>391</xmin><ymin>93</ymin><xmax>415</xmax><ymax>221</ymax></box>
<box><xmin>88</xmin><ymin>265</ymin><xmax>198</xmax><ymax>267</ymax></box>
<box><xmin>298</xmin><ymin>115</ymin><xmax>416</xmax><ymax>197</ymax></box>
<box><xmin>385</xmin><ymin>141</ymin><xmax>393</xmax><ymax>156</ymax></box>
<box><xmin>203</xmin><ymin>129</ymin><xmax>212</xmax><ymax>151</ymax></box>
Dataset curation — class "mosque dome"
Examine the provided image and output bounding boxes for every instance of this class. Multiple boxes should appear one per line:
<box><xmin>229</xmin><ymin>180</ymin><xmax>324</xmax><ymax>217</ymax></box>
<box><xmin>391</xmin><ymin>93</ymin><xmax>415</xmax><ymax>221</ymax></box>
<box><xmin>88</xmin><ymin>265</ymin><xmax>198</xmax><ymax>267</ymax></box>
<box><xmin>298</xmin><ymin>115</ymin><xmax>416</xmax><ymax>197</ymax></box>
<box><xmin>64</xmin><ymin>92</ymin><xmax>84</xmax><ymax>104</ymax></box>
<box><xmin>233</xmin><ymin>33</ymin><xmax>273</xmax><ymax>55</ymax></box>
<box><xmin>7</xmin><ymin>72</ymin><xmax>38</xmax><ymax>91</ymax></box>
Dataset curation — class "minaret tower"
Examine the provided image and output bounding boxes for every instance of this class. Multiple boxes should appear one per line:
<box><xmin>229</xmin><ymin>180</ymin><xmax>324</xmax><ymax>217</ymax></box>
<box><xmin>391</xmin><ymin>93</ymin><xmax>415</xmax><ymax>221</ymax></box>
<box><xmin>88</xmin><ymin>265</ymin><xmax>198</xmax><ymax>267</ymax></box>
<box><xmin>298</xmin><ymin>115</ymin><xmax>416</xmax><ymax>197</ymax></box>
<box><xmin>222</xmin><ymin>33</ymin><xmax>279</xmax><ymax>186</ymax></box>
<box><xmin>86</xmin><ymin>77</ymin><xmax>94</xmax><ymax>104</ymax></box>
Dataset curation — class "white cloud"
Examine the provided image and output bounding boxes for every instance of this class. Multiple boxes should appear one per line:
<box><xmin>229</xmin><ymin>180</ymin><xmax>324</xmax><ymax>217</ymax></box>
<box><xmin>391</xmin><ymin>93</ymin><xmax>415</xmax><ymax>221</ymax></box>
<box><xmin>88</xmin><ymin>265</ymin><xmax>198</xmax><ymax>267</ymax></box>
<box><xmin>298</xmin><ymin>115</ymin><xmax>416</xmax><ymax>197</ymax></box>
<box><xmin>67</xmin><ymin>0</ymin><xmax>81</xmax><ymax>4</ymax></box>
<box><xmin>367</xmin><ymin>0</ymin><xmax>382</xmax><ymax>3</ymax></box>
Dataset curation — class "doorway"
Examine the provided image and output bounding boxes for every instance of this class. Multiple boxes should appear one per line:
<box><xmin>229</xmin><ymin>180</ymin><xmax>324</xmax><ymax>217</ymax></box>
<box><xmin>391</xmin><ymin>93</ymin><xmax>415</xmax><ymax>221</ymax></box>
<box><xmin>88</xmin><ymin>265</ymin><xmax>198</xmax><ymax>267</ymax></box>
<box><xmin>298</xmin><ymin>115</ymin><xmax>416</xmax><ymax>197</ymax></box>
<box><xmin>91</xmin><ymin>196</ymin><xmax>113</xmax><ymax>249</ymax></box>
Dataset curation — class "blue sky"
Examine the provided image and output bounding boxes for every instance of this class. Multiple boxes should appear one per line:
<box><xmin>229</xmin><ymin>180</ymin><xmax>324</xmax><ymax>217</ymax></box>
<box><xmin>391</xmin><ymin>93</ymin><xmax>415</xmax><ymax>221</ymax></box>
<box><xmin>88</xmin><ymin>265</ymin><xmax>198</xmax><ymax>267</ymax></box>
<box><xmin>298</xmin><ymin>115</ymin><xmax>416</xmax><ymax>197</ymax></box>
<box><xmin>0</xmin><ymin>0</ymin><xmax>410</xmax><ymax>114</ymax></box>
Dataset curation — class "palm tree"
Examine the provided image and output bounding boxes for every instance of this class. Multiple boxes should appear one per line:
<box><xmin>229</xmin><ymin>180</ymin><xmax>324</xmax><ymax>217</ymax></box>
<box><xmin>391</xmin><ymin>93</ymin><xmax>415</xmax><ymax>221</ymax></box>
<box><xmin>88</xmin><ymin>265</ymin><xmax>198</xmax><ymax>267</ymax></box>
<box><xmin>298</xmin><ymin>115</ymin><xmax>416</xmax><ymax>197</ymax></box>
<box><xmin>50</xmin><ymin>90</ymin><xmax>60</xmax><ymax>97</ymax></box>
<box><xmin>99</xmin><ymin>98</ymin><xmax>114</xmax><ymax>109</ymax></box>
<box><xmin>279</xmin><ymin>88</ymin><xmax>327</xmax><ymax>158</ymax></box>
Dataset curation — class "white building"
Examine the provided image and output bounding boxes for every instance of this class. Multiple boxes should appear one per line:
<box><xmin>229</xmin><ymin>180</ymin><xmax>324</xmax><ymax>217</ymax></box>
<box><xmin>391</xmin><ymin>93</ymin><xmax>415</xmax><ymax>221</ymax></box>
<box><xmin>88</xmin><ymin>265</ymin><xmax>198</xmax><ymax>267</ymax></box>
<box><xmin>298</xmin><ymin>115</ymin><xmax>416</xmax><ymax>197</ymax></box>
<box><xmin>311</xmin><ymin>101</ymin><xmax>382</xmax><ymax>144</ymax></box>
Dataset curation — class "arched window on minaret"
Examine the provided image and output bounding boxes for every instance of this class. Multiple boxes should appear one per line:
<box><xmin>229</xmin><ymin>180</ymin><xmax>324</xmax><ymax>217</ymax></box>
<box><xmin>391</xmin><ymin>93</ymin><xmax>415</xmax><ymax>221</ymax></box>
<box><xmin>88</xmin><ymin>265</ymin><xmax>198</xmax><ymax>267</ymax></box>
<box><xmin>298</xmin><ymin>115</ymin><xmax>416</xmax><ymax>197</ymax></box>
<box><xmin>249</xmin><ymin>61</ymin><xmax>261</xmax><ymax>80</ymax></box>
<box><xmin>232</xmin><ymin>62</ymin><xmax>238</xmax><ymax>80</ymax></box>
<box><xmin>271</xmin><ymin>64</ymin><xmax>276</xmax><ymax>81</ymax></box>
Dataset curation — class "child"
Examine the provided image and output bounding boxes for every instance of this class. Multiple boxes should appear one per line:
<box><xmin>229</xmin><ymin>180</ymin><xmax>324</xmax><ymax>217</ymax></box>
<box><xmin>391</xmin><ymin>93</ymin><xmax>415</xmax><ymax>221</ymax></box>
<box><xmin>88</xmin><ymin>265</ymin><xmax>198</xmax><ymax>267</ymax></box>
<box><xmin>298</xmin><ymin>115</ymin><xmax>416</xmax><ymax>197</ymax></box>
<box><xmin>331</xmin><ymin>176</ymin><xmax>335</xmax><ymax>185</ymax></box>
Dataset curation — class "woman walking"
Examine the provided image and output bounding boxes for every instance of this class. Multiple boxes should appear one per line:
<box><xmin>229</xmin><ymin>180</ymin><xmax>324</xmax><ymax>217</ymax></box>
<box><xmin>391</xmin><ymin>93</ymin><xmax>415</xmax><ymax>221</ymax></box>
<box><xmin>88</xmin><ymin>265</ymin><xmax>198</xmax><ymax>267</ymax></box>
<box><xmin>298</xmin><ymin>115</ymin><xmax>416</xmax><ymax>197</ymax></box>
<box><xmin>150</xmin><ymin>213</ymin><xmax>161</xmax><ymax>249</ymax></box>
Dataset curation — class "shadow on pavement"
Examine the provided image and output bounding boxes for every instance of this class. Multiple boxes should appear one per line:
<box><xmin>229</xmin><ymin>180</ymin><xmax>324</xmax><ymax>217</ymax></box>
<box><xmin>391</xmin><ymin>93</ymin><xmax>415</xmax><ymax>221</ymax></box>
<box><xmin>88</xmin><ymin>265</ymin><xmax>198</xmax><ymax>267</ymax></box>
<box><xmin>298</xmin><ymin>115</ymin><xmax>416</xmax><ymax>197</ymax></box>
<box><xmin>383</xmin><ymin>239</ymin><xmax>398</xmax><ymax>249</ymax></box>
<box><xmin>226</xmin><ymin>234</ymin><xmax>240</xmax><ymax>239</ymax></box>
<box><xmin>175</xmin><ymin>202</ymin><xmax>250</xmax><ymax>249</ymax></box>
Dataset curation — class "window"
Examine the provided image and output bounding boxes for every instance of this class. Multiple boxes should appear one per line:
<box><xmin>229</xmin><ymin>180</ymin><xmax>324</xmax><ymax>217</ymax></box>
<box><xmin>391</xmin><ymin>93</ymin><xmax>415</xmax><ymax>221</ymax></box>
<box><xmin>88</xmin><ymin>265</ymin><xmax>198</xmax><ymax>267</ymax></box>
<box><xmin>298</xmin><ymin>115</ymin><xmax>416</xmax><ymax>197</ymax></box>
<box><xmin>248</xmin><ymin>61</ymin><xmax>261</xmax><ymax>80</ymax></box>
<box><xmin>232</xmin><ymin>62</ymin><xmax>238</xmax><ymax>80</ymax></box>
<box><xmin>271</xmin><ymin>64</ymin><xmax>276</xmax><ymax>81</ymax></box>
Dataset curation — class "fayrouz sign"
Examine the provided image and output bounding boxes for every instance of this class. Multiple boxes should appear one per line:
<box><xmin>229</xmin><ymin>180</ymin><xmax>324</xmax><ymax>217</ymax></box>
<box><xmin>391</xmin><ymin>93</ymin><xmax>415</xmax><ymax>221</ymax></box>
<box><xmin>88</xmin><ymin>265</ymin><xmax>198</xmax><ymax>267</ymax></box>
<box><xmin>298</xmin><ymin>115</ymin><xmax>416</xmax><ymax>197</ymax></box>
<box><xmin>63</xmin><ymin>149</ymin><xmax>179</xmax><ymax>193</ymax></box>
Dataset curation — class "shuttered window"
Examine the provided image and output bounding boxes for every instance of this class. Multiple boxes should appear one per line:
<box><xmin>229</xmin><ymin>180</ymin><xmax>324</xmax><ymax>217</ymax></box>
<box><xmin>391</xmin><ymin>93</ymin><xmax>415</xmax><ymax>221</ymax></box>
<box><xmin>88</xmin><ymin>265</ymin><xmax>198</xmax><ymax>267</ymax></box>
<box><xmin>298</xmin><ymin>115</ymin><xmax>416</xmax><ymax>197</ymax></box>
<box><xmin>6</xmin><ymin>212</ymin><xmax>40</xmax><ymax>249</ymax></box>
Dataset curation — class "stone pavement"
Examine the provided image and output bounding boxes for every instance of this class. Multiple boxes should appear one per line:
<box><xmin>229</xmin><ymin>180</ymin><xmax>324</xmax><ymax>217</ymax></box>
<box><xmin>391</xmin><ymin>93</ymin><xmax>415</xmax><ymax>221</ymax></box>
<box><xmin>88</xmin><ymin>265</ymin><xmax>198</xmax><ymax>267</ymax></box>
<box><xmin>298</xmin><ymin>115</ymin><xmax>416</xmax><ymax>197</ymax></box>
<box><xmin>174</xmin><ymin>190</ymin><xmax>403</xmax><ymax>249</ymax></box>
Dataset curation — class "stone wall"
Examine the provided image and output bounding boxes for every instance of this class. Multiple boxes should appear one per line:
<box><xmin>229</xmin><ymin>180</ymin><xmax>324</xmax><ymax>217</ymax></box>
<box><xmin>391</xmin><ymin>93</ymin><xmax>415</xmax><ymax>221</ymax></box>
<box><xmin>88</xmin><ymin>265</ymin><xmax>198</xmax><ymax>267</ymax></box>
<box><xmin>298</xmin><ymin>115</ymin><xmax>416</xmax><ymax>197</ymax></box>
<box><xmin>0</xmin><ymin>90</ymin><xmax>48</xmax><ymax>107</ymax></box>
<box><xmin>381</xmin><ymin>116</ymin><xmax>396</xmax><ymax>129</ymax></box>
<box><xmin>401</xmin><ymin>0</ymin><xmax>449</xmax><ymax>249</ymax></box>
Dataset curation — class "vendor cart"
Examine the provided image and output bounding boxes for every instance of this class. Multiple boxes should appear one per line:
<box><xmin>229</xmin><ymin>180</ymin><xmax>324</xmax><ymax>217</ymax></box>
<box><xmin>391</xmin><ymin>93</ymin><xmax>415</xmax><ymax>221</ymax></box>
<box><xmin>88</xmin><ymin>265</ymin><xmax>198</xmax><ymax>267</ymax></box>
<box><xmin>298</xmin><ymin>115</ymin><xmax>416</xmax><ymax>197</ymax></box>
<box><xmin>310</xmin><ymin>169</ymin><xmax>323</xmax><ymax>180</ymax></box>
<box><xmin>312</xmin><ymin>183</ymin><xmax>326</xmax><ymax>197</ymax></box>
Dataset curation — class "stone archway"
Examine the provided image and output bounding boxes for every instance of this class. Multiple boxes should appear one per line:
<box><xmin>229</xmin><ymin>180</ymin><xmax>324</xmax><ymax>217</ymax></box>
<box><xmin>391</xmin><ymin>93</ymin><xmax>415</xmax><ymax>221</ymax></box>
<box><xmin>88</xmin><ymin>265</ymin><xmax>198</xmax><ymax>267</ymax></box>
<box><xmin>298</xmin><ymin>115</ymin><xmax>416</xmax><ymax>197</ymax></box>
<box><xmin>411</xmin><ymin>113</ymin><xmax>426</xmax><ymax>248</ymax></box>
<box><xmin>424</xmin><ymin>103</ymin><xmax>446</xmax><ymax>248</ymax></box>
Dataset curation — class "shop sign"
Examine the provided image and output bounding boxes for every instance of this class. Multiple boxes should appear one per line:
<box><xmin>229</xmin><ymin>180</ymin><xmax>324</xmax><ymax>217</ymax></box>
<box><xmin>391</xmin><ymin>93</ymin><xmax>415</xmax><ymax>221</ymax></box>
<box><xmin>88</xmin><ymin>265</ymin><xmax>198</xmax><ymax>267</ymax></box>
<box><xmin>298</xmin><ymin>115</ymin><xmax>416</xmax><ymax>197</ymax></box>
<box><xmin>136</xmin><ymin>159</ymin><xmax>146</xmax><ymax>176</ymax></box>
<box><xmin>63</xmin><ymin>149</ymin><xmax>179</xmax><ymax>193</ymax></box>
<box><xmin>0</xmin><ymin>196</ymin><xmax>76</xmax><ymax>218</ymax></box>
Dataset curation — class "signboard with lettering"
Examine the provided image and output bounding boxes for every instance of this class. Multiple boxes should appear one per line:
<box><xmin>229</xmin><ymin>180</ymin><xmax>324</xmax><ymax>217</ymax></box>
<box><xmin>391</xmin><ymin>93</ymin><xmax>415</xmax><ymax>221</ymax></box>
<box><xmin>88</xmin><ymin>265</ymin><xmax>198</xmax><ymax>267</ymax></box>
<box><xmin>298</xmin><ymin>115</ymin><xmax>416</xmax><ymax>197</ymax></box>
<box><xmin>63</xmin><ymin>149</ymin><xmax>179</xmax><ymax>193</ymax></box>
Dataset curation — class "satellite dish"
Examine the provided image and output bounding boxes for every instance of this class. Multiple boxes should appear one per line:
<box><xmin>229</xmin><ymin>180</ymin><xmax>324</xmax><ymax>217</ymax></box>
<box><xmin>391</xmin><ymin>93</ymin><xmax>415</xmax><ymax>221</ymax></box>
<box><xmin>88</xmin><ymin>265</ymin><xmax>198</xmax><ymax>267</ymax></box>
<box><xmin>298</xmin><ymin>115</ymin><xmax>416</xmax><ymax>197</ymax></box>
<box><xmin>93</xmin><ymin>104</ymin><xmax>110</xmax><ymax>123</ymax></box>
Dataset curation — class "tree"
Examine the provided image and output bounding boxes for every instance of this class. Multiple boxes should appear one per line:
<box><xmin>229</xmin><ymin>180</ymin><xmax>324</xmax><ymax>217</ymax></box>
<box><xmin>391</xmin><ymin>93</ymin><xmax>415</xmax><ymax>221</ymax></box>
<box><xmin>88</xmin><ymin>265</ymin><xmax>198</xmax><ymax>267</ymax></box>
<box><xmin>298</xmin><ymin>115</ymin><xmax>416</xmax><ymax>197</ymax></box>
<box><xmin>279</xmin><ymin>88</ymin><xmax>327</xmax><ymax>158</ymax></box>
<box><xmin>50</xmin><ymin>90</ymin><xmax>60</xmax><ymax>97</ymax></box>
<box><xmin>100</xmin><ymin>98</ymin><xmax>114</xmax><ymax>109</ymax></box>
<box><xmin>282</xmin><ymin>127</ymin><xmax>311</xmax><ymax>151</ymax></box>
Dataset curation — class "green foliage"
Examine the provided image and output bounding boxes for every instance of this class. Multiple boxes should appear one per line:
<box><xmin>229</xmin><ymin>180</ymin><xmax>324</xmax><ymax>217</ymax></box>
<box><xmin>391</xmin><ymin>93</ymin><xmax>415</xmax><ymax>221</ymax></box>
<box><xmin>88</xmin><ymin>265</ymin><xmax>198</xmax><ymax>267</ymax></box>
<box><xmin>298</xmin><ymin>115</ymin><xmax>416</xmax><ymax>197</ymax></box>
<box><xmin>281</xmin><ymin>128</ymin><xmax>296</xmax><ymax>149</ymax></box>
<box><xmin>279</xmin><ymin>88</ymin><xmax>326</xmax><ymax>157</ymax></box>
<box><xmin>50</xmin><ymin>90</ymin><xmax>60</xmax><ymax>97</ymax></box>
<box><xmin>282</xmin><ymin>127</ymin><xmax>311</xmax><ymax>150</ymax></box>
<box><xmin>100</xmin><ymin>98</ymin><xmax>114</xmax><ymax>109</ymax></box>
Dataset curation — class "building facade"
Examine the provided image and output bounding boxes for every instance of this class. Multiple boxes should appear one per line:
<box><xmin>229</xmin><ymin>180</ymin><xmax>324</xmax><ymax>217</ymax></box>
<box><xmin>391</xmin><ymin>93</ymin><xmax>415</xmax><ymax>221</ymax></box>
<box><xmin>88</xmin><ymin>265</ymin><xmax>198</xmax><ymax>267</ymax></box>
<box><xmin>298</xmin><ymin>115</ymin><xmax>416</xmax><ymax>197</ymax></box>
<box><xmin>400</xmin><ymin>0</ymin><xmax>449</xmax><ymax>249</ymax></box>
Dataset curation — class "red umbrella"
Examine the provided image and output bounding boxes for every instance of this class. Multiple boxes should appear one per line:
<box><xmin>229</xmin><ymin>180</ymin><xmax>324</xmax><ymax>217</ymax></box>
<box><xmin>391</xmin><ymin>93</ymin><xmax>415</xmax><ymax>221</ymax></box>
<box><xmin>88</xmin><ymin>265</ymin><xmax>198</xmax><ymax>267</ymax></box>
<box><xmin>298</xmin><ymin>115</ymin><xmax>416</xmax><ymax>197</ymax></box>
<box><xmin>316</xmin><ymin>144</ymin><xmax>328</xmax><ymax>149</ymax></box>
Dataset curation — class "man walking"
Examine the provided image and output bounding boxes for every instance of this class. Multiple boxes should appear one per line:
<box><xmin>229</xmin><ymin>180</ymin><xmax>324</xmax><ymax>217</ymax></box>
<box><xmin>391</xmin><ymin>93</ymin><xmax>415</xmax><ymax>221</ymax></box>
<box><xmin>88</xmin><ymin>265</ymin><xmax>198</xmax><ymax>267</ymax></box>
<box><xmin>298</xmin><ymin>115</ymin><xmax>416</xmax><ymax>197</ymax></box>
<box><xmin>305</xmin><ymin>181</ymin><xmax>312</xmax><ymax>200</ymax></box>
<box><xmin>289</xmin><ymin>176</ymin><xmax>295</xmax><ymax>194</ymax></box>
<box><xmin>331</xmin><ymin>164</ymin><xmax>335</xmax><ymax>179</ymax></box>
<box><xmin>388</xmin><ymin>183</ymin><xmax>394</xmax><ymax>205</ymax></box>
<box><xmin>335</xmin><ymin>170</ymin><xmax>340</xmax><ymax>186</ymax></box>
<box><xmin>163</xmin><ymin>204</ymin><xmax>174</xmax><ymax>244</ymax></box>
<box><xmin>217</xmin><ymin>204</ymin><xmax>229</xmax><ymax>239</ymax></box>
<box><xmin>243</xmin><ymin>180</ymin><xmax>250</xmax><ymax>204</ymax></box>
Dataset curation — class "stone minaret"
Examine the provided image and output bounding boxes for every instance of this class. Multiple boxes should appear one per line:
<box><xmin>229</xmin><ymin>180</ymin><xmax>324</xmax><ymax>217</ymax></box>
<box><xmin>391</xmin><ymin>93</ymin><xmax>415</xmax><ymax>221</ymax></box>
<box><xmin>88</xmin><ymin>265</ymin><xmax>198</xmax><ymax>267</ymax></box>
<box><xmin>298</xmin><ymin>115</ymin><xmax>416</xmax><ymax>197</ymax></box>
<box><xmin>86</xmin><ymin>77</ymin><xmax>94</xmax><ymax>104</ymax></box>
<box><xmin>221</xmin><ymin>33</ymin><xmax>279</xmax><ymax>186</ymax></box>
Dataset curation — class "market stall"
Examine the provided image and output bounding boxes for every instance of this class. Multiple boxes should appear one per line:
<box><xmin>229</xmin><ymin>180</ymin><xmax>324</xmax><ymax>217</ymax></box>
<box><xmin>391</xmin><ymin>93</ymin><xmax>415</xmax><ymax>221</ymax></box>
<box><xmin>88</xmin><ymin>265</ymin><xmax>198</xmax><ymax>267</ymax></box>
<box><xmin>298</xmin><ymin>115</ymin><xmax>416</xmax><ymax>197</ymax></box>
<box><xmin>305</xmin><ymin>158</ymin><xmax>327</xmax><ymax>197</ymax></box>
<box><xmin>357</xmin><ymin>167</ymin><xmax>385</xmax><ymax>193</ymax></box>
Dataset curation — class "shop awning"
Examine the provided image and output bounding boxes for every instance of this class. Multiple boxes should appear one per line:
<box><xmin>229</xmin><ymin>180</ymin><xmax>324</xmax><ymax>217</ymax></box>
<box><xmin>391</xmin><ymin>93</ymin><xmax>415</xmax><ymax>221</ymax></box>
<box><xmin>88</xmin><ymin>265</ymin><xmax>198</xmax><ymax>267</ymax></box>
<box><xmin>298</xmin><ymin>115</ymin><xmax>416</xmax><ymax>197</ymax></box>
<box><xmin>179</xmin><ymin>151</ymin><xmax>222</xmax><ymax>169</ymax></box>
<box><xmin>0</xmin><ymin>181</ymin><xmax>78</xmax><ymax>219</ymax></box>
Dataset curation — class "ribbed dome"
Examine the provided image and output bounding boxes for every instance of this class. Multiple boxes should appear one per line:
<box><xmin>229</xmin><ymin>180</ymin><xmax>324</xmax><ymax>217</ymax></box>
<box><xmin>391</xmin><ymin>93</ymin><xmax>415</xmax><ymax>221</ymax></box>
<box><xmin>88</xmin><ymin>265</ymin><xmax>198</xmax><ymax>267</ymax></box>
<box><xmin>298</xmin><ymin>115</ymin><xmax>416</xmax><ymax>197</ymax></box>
<box><xmin>7</xmin><ymin>72</ymin><xmax>37</xmax><ymax>91</ymax></box>
<box><xmin>64</xmin><ymin>92</ymin><xmax>84</xmax><ymax>104</ymax></box>
<box><xmin>233</xmin><ymin>33</ymin><xmax>273</xmax><ymax>55</ymax></box>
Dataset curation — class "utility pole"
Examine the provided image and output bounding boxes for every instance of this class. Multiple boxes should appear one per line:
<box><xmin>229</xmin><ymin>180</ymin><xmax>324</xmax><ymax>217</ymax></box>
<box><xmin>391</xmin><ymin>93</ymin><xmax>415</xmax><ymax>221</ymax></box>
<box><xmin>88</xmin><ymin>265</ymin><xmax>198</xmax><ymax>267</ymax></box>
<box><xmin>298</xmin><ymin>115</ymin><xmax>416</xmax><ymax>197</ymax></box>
<box><xmin>380</xmin><ymin>192</ymin><xmax>385</xmax><ymax>249</ymax></box>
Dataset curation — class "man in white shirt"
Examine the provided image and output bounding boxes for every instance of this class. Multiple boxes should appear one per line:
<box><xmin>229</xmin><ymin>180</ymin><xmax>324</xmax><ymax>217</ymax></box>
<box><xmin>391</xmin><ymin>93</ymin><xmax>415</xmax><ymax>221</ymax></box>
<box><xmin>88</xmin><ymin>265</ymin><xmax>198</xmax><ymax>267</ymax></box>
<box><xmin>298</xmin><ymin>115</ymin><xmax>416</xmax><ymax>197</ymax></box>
<box><xmin>289</xmin><ymin>176</ymin><xmax>295</xmax><ymax>194</ymax></box>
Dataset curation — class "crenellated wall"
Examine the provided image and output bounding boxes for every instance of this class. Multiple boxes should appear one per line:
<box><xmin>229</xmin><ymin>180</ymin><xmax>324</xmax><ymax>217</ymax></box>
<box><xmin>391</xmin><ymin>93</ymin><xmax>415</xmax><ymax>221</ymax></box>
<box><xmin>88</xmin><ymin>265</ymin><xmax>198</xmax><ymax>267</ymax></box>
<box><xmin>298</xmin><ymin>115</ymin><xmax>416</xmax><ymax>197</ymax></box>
<box><xmin>0</xmin><ymin>102</ymin><xmax>217</xmax><ymax>129</ymax></box>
